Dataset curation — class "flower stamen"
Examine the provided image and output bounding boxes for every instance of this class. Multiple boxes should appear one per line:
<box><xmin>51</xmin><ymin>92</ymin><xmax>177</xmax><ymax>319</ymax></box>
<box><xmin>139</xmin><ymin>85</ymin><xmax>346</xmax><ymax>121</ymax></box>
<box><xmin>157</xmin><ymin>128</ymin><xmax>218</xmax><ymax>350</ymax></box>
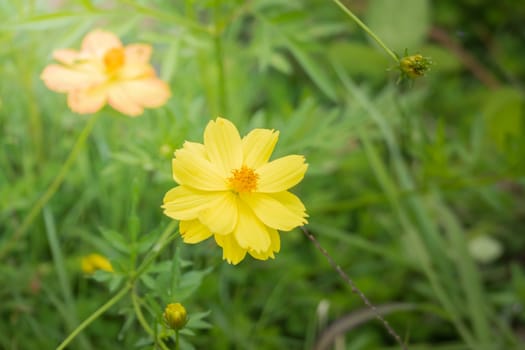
<box><xmin>228</xmin><ymin>165</ymin><xmax>259</xmax><ymax>193</ymax></box>
<box><xmin>103</xmin><ymin>47</ymin><xmax>125</xmax><ymax>74</ymax></box>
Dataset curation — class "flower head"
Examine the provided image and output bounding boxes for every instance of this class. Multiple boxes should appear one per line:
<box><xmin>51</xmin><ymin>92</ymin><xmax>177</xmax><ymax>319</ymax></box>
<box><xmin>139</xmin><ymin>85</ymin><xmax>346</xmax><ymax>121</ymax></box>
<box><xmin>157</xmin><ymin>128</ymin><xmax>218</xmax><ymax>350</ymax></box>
<box><xmin>41</xmin><ymin>29</ymin><xmax>171</xmax><ymax>116</ymax></box>
<box><xmin>162</xmin><ymin>118</ymin><xmax>308</xmax><ymax>265</ymax></box>
<box><xmin>163</xmin><ymin>303</ymin><xmax>188</xmax><ymax>330</ymax></box>
<box><xmin>399</xmin><ymin>53</ymin><xmax>432</xmax><ymax>79</ymax></box>
<box><xmin>81</xmin><ymin>253</ymin><xmax>114</xmax><ymax>274</ymax></box>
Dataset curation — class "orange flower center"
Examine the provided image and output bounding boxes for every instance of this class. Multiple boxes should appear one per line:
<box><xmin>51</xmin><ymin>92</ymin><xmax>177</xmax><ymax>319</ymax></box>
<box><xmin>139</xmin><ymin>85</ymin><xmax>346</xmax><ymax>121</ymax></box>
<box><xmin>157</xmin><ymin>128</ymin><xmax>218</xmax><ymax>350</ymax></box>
<box><xmin>228</xmin><ymin>165</ymin><xmax>259</xmax><ymax>193</ymax></box>
<box><xmin>103</xmin><ymin>47</ymin><xmax>125</xmax><ymax>74</ymax></box>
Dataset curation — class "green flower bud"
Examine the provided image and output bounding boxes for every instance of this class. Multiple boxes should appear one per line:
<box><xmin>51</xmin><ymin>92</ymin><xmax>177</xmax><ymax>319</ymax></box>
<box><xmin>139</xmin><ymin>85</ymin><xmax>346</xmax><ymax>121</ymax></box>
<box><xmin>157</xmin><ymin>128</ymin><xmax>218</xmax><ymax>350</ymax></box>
<box><xmin>163</xmin><ymin>303</ymin><xmax>188</xmax><ymax>330</ymax></box>
<box><xmin>81</xmin><ymin>253</ymin><xmax>114</xmax><ymax>274</ymax></box>
<box><xmin>399</xmin><ymin>54</ymin><xmax>432</xmax><ymax>79</ymax></box>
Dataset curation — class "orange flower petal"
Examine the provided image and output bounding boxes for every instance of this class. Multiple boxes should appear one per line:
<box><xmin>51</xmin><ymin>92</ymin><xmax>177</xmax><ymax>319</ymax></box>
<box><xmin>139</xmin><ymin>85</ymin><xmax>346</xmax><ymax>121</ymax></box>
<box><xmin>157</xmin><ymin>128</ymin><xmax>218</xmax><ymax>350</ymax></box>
<box><xmin>114</xmin><ymin>79</ymin><xmax>171</xmax><ymax>109</ymax></box>
<box><xmin>106</xmin><ymin>85</ymin><xmax>144</xmax><ymax>116</ymax></box>
<box><xmin>81</xmin><ymin>29</ymin><xmax>122</xmax><ymax>57</ymax></box>
<box><xmin>67</xmin><ymin>88</ymin><xmax>107</xmax><ymax>114</ymax></box>
<box><xmin>125</xmin><ymin>44</ymin><xmax>152</xmax><ymax>64</ymax></box>
<box><xmin>52</xmin><ymin>49</ymin><xmax>82</xmax><ymax>64</ymax></box>
<box><xmin>118</xmin><ymin>64</ymin><xmax>155</xmax><ymax>80</ymax></box>
<box><xmin>41</xmin><ymin>64</ymin><xmax>104</xmax><ymax>93</ymax></box>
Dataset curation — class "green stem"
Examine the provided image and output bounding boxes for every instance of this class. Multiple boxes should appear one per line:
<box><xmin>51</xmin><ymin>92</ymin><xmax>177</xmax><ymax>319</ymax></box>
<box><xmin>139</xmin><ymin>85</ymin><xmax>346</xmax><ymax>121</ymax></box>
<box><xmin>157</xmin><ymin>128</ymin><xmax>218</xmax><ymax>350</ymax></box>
<box><xmin>44</xmin><ymin>207</ymin><xmax>91</xmax><ymax>350</ymax></box>
<box><xmin>214</xmin><ymin>0</ymin><xmax>228</xmax><ymax>116</ymax></box>
<box><xmin>132</xmin><ymin>288</ymin><xmax>170</xmax><ymax>350</ymax></box>
<box><xmin>132</xmin><ymin>289</ymin><xmax>154</xmax><ymax>335</ymax></box>
<box><xmin>0</xmin><ymin>113</ymin><xmax>102</xmax><ymax>260</ymax></box>
<box><xmin>332</xmin><ymin>0</ymin><xmax>399</xmax><ymax>63</ymax></box>
<box><xmin>56</xmin><ymin>283</ymin><xmax>131</xmax><ymax>350</ymax></box>
<box><xmin>133</xmin><ymin>221</ymin><xmax>178</xmax><ymax>279</ymax></box>
<box><xmin>175</xmin><ymin>330</ymin><xmax>180</xmax><ymax>350</ymax></box>
<box><xmin>55</xmin><ymin>221</ymin><xmax>177</xmax><ymax>350</ymax></box>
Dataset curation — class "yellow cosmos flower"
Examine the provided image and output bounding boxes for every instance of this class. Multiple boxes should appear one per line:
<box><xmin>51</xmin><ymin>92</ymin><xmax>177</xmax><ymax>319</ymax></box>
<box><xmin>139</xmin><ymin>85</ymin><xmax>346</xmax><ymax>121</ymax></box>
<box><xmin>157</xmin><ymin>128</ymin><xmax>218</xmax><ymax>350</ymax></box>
<box><xmin>81</xmin><ymin>253</ymin><xmax>114</xmax><ymax>274</ymax></box>
<box><xmin>41</xmin><ymin>29</ymin><xmax>171</xmax><ymax>116</ymax></box>
<box><xmin>162</xmin><ymin>118</ymin><xmax>308</xmax><ymax>265</ymax></box>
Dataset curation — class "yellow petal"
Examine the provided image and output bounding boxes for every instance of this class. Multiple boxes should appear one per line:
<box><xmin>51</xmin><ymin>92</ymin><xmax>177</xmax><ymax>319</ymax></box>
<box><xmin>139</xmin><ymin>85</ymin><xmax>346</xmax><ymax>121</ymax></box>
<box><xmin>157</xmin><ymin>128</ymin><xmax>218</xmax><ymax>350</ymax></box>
<box><xmin>125</xmin><ymin>44</ymin><xmax>152</xmax><ymax>64</ymax></box>
<box><xmin>81</xmin><ymin>29</ymin><xmax>123</xmax><ymax>58</ymax></box>
<box><xmin>41</xmin><ymin>64</ymin><xmax>104</xmax><ymax>93</ymax></box>
<box><xmin>81</xmin><ymin>253</ymin><xmax>113</xmax><ymax>274</ymax></box>
<box><xmin>162</xmin><ymin>186</ymin><xmax>215</xmax><ymax>220</ymax></box>
<box><xmin>203</xmin><ymin>118</ymin><xmax>243</xmax><ymax>177</ymax></box>
<box><xmin>112</xmin><ymin>79</ymin><xmax>171</xmax><ymax>109</ymax></box>
<box><xmin>180</xmin><ymin>220</ymin><xmax>213</xmax><ymax>244</ymax></box>
<box><xmin>107</xmin><ymin>84</ymin><xmax>144</xmax><ymax>116</ymax></box>
<box><xmin>171</xmin><ymin>148</ymin><xmax>227</xmax><ymax>191</ymax></box>
<box><xmin>269</xmin><ymin>227</ymin><xmax>281</xmax><ymax>253</ymax></box>
<box><xmin>270</xmin><ymin>191</ymin><xmax>309</xmax><ymax>221</ymax></box>
<box><xmin>233</xmin><ymin>202</ymin><xmax>271</xmax><ymax>253</ymax></box>
<box><xmin>248</xmin><ymin>228</ymin><xmax>280</xmax><ymax>261</ymax></box>
<box><xmin>181</xmin><ymin>141</ymin><xmax>206</xmax><ymax>158</ymax></box>
<box><xmin>214</xmin><ymin>234</ymin><xmax>247</xmax><ymax>265</ymax></box>
<box><xmin>257</xmin><ymin>155</ymin><xmax>308</xmax><ymax>192</ymax></box>
<box><xmin>67</xmin><ymin>88</ymin><xmax>107</xmax><ymax>114</ymax></box>
<box><xmin>242</xmin><ymin>128</ymin><xmax>279</xmax><ymax>169</ymax></box>
<box><xmin>240</xmin><ymin>191</ymin><xmax>307</xmax><ymax>231</ymax></box>
<box><xmin>198</xmin><ymin>192</ymin><xmax>237</xmax><ymax>235</ymax></box>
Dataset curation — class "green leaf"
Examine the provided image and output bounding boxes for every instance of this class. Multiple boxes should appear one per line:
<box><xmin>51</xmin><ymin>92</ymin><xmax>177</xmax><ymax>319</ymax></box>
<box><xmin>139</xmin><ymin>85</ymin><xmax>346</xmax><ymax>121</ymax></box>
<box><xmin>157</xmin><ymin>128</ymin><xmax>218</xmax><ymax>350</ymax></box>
<box><xmin>328</xmin><ymin>41</ymin><xmax>390</xmax><ymax>80</ymax></box>
<box><xmin>175</xmin><ymin>268</ymin><xmax>213</xmax><ymax>300</ymax></box>
<box><xmin>482</xmin><ymin>88</ymin><xmax>523</xmax><ymax>152</ymax></box>
<box><xmin>99</xmin><ymin>227</ymin><xmax>130</xmax><ymax>254</ymax></box>
<box><xmin>287</xmin><ymin>40</ymin><xmax>337</xmax><ymax>101</ymax></box>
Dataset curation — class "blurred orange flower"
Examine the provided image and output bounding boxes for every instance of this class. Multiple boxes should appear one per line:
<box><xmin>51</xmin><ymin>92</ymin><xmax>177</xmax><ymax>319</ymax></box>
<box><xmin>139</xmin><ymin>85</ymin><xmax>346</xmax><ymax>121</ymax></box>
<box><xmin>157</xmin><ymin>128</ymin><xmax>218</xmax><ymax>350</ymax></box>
<box><xmin>41</xmin><ymin>29</ymin><xmax>171</xmax><ymax>116</ymax></box>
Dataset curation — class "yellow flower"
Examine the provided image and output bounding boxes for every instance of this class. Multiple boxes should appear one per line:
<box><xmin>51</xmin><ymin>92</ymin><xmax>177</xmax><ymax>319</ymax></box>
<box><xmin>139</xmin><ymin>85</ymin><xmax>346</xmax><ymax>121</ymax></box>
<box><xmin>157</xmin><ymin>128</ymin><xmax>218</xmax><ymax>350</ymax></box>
<box><xmin>163</xmin><ymin>303</ymin><xmax>188</xmax><ymax>330</ymax></box>
<box><xmin>81</xmin><ymin>253</ymin><xmax>114</xmax><ymax>274</ymax></box>
<box><xmin>162</xmin><ymin>118</ymin><xmax>308</xmax><ymax>265</ymax></box>
<box><xmin>41</xmin><ymin>29</ymin><xmax>171</xmax><ymax>116</ymax></box>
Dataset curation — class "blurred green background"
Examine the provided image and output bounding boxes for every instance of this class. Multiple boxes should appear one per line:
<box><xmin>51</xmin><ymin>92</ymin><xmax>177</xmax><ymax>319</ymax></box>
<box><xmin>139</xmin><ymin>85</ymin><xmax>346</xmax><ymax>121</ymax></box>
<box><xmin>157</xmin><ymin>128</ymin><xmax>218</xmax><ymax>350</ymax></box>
<box><xmin>1</xmin><ymin>0</ymin><xmax>524</xmax><ymax>349</ymax></box>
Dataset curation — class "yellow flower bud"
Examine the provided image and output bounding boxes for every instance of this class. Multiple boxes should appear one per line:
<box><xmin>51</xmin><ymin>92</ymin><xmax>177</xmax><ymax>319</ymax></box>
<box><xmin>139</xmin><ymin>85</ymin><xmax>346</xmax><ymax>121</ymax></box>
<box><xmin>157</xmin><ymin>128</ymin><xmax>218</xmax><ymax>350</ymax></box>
<box><xmin>399</xmin><ymin>54</ymin><xmax>432</xmax><ymax>79</ymax></box>
<box><xmin>81</xmin><ymin>253</ymin><xmax>114</xmax><ymax>274</ymax></box>
<box><xmin>163</xmin><ymin>303</ymin><xmax>188</xmax><ymax>330</ymax></box>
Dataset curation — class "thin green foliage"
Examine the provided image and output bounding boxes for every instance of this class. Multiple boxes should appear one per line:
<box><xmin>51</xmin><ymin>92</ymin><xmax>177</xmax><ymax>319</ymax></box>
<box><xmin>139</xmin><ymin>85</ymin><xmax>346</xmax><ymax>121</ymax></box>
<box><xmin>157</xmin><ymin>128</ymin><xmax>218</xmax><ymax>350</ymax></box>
<box><xmin>1</xmin><ymin>0</ymin><xmax>524</xmax><ymax>349</ymax></box>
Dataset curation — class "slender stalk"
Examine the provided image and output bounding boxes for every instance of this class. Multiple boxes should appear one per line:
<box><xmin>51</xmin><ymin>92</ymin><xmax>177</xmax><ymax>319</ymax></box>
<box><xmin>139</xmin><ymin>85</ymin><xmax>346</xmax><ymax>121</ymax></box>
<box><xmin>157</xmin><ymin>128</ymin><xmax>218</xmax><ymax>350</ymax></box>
<box><xmin>301</xmin><ymin>227</ymin><xmax>408</xmax><ymax>350</ymax></box>
<box><xmin>0</xmin><ymin>113</ymin><xmax>102</xmax><ymax>260</ymax></box>
<box><xmin>132</xmin><ymin>289</ymin><xmax>154</xmax><ymax>335</ymax></box>
<box><xmin>214</xmin><ymin>0</ymin><xmax>228</xmax><ymax>116</ymax></box>
<box><xmin>55</xmin><ymin>221</ymin><xmax>177</xmax><ymax>350</ymax></box>
<box><xmin>56</xmin><ymin>284</ymin><xmax>131</xmax><ymax>350</ymax></box>
<box><xmin>332</xmin><ymin>65</ymin><xmax>479</xmax><ymax>347</ymax></box>
<box><xmin>332</xmin><ymin>0</ymin><xmax>399</xmax><ymax>63</ymax></box>
<box><xmin>175</xmin><ymin>330</ymin><xmax>180</xmax><ymax>350</ymax></box>
<box><xmin>44</xmin><ymin>207</ymin><xmax>91</xmax><ymax>350</ymax></box>
<box><xmin>132</xmin><ymin>289</ymin><xmax>170</xmax><ymax>350</ymax></box>
<box><xmin>133</xmin><ymin>221</ymin><xmax>178</xmax><ymax>279</ymax></box>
